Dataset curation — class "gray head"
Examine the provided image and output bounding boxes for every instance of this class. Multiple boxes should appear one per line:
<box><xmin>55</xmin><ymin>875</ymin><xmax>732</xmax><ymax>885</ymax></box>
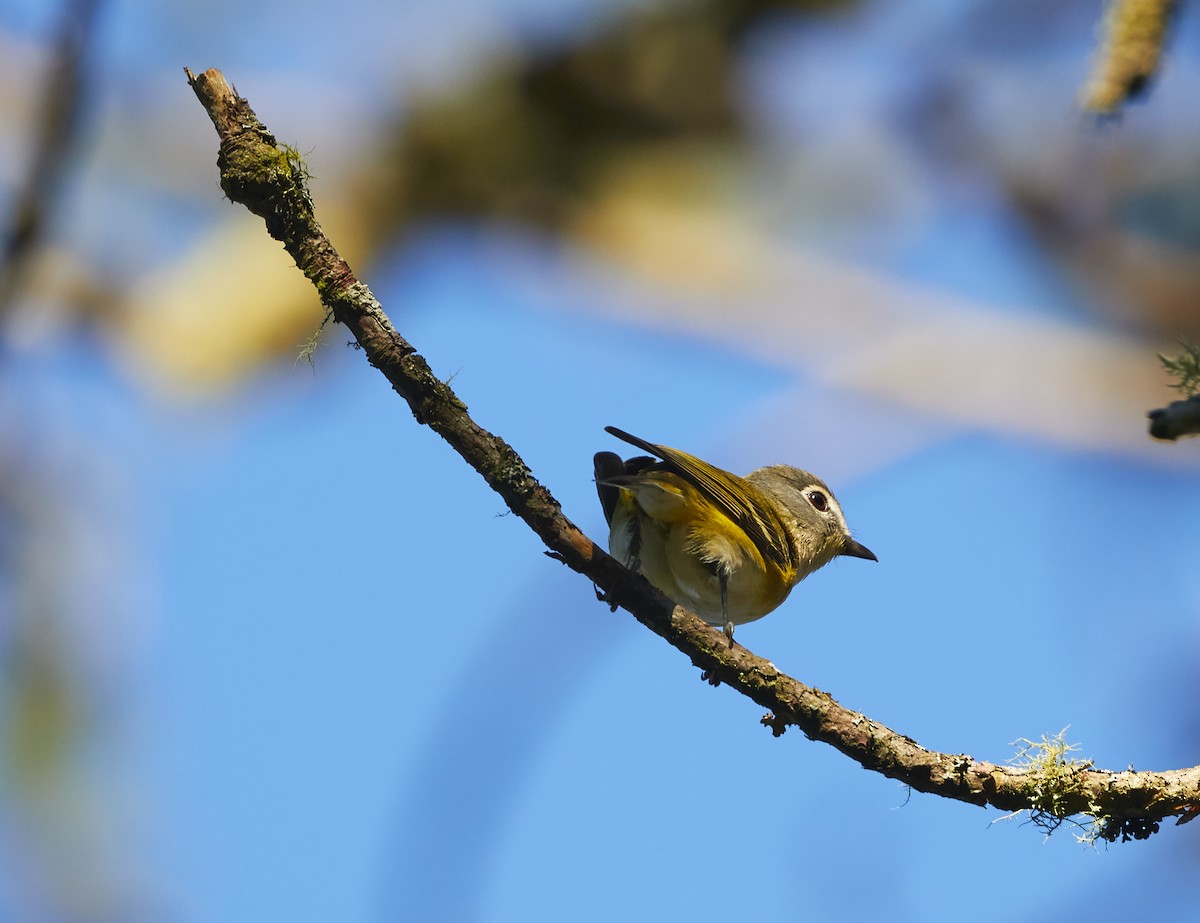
<box><xmin>745</xmin><ymin>464</ymin><xmax>876</xmax><ymax>578</ymax></box>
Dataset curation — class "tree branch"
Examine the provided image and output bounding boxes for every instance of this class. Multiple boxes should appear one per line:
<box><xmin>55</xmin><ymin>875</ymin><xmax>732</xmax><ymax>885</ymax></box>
<box><xmin>184</xmin><ymin>66</ymin><xmax>1200</xmax><ymax>839</ymax></box>
<box><xmin>1148</xmin><ymin>341</ymin><xmax>1200</xmax><ymax>439</ymax></box>
<box><xmin>1148</xmin><ymin>395</ymin><xmax>1200</xmax><ymax>440</ymax></box>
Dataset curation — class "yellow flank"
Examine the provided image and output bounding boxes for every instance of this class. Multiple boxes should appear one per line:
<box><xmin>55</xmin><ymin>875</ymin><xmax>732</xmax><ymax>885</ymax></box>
<box><xmin>611</xmin><ymin>470</ymin><xmax>790</xmax><ymax>625</ymax></box>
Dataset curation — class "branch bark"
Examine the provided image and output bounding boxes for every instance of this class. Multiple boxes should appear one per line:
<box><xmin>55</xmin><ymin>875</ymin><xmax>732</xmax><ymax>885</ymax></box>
<box><xmin>184</xmin><ymin>66</ymin><xmax>1200</xmax><ymax>841</ymax></box>
<box><xmin>1148</xmin><ymin>394</ymin><xmax>1200</xmax><ymax>440</ymax></box>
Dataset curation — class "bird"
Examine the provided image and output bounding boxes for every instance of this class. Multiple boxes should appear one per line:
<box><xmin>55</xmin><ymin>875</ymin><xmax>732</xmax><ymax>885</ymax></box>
<box><xmin>594</xmin><ymin>426</ymin><xmax>875</xmax><ymax>640</ymax></box>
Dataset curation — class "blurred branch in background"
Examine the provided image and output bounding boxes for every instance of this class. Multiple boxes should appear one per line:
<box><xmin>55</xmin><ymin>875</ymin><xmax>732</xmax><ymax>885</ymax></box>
<box><xmin>0</xmin><ymin>0</ymin><xmax>100</xmax><ymax>319</ymax></box>
<box><xmin>376</xmin><ymin>0</ymin><xmax>832</xmax><ymax>232</ymax></box>
<box><xmin>122</xmin><ymin>0</ymin><xmax>1200</xmax><ymax>401</ymax></box>
<box><xmin>0</xmin><ymin>457</ymin><xmax>145</xmax><ymax>923</ymax></box>
<box><xmin>1080</xmin><ymin>0</ymin><xmax>1177</xmax><ymax>116</ymax></box>
<box><xmin>123</xmin><ymin>0</ymin><xmax>856</xmax><ymax>394</ymax></box>
<box><xmin>0</xmin><ymin>1</ymin><xmax>153</xmax><ymax>920</ymax></box>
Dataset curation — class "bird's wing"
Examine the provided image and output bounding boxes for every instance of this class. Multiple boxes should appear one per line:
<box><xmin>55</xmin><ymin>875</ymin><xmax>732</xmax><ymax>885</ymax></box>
<box><xmin>603</xmin><ymin>426</ymin><xmax>795</xmax><ymax>575</ymax></box>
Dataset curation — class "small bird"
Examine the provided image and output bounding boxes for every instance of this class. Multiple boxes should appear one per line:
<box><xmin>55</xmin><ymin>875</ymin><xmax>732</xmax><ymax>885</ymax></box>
<box><xmin>594</xmin><ymin>426</ymin><xmax>876</xmax><ymax>640</ymax></box>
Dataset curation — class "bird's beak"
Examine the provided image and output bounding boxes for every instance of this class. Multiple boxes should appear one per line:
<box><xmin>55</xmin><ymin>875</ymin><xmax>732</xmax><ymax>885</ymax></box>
<box><xmin>841</xmin><ymin>538</ymin><xmax>877</xmax><ymax>562</ymax></box>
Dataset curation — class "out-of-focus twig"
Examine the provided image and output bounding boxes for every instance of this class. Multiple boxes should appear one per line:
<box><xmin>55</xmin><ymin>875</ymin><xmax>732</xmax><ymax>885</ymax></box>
<box><xmin>0</xmin><ymin>0</ymin><xmax>103</xmax><ymax>318</ymax></box>
<box><xmin>1080</xmin><ymin>0</ymin><xmax>1176</xmax><ymax>116</ymax></box>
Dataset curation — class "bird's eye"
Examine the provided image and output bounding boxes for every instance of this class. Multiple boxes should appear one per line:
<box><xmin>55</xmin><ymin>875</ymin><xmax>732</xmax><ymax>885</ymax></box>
<box><xmin>806</xmin><ymin>490</ymin><xmax>829</xmax><ymax>512</ymax></box>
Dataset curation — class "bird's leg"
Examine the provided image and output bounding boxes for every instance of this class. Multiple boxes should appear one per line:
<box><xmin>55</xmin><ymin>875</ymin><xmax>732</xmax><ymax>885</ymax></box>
<box><xmin>700</xmin><ymin>559</ymin><xmax>736</xmax><ymax>645</ymax></box>
<box><xmin>719</xmin><ymin>570</ymin><xmax>734</xmax><ymax>645</ymax></box>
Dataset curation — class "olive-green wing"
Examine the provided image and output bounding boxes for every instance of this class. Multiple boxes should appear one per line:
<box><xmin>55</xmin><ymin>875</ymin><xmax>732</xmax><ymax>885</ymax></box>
<box><xmin>603</xmin><ymin>426</ymin><xmax>796</xmax><ymax>574</ymax></box>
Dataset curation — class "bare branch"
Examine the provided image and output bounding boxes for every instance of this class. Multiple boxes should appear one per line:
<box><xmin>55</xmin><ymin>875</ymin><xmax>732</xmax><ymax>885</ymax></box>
<box><xmin>185</xmin><ymin>66</ymin><xmax>1200</xmax><ymax>838</ymax></box>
